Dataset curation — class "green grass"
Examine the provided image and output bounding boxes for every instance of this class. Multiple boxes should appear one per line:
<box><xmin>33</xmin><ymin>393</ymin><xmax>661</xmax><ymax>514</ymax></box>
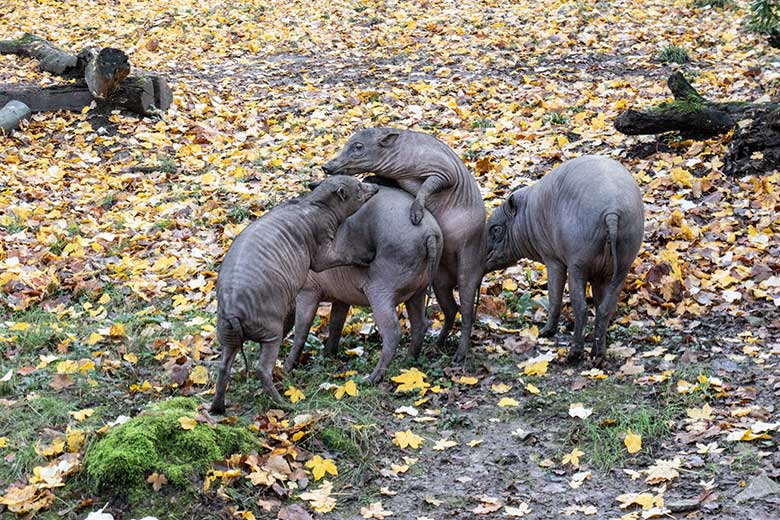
<box><xmin>729</xmin><ymin>447</ymin><xmax>762</xmax><ymax>475</ymax></box>
<box><xmin>533</xmin><ymin>377</ymin><xmax>692</xmax><ymax>471</ymax></box>
<box><xmin>543</xmin><ymin>111</ymin><xmax>568</xmax><ymax>125</ymax></box>
<box><xmin>0</xmin><ymin>214</ymin><xmax>26</xmax><ymax>234</ymax></box>
<box><xmin>472</xmin><ymin>118</ymin><xmax>495</xmax><ymax>129</ymax></box>
<box><xmin>0</xmin><ymin>395</ymin><xmax>72</xmax><ymax>484</ymax></box>
<box><xmin>227</xmin><ymin>205</ymin><xmax>251</xmax><ymax>222</ymax></box>
<box><xmin>658</xmin><ymin>45</ymin><xmax>690</xmax><ymax>64</ymax></box>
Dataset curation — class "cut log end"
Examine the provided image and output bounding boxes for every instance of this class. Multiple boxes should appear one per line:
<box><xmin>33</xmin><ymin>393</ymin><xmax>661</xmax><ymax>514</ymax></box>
<box><xmin>84</xmin><ymin>47</ymin><xmax>131</xmax><ymax>99</ymax></box>
<box><xmin>0</xmin><ymin>100</ymin><xmax>31</xmax><ymax>132</ymax></box>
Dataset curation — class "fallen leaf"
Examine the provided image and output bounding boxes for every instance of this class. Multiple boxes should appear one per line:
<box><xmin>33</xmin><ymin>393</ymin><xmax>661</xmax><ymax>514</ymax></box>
<box><xmin>178</xmin><ymin>417</ymin><xmax>197</xmax><ymax>430</ymax></box>
<box><xmin>305</xmin><ymin>455</ymin><xmax>338</xmax><ymax>481</ymax></box>
<box><xmin>392</xmin><ymin>430</ymin><xmax>423</xmax><ymax>449</ymax></box>
<box><xmin>147</xmin><ymin>472</ymin><xmax>168</xmax><ymax>491</ymax></box>
<box><xmin>625</xmin><ymin>430</ymin><xmax>642</xmax><ymax>454</ymax></box>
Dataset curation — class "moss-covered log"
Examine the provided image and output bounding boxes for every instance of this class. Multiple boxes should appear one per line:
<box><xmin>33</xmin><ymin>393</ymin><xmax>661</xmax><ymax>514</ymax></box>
<box><xmin>0</xmin><ymin>33</ymin><xmax>78</xmax><ymax>75</ymax></box>
<box><xmin>614</xmin><ymin>72</ymin><xmax>779</xmax><ymax>138</ymax></box>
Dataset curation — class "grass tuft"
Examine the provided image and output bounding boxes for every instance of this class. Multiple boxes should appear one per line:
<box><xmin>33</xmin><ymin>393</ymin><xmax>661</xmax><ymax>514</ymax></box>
<box><xmin>658</xmin><ymin>45</ymin><xmax>690</xmax><ymax>64</ymax></box>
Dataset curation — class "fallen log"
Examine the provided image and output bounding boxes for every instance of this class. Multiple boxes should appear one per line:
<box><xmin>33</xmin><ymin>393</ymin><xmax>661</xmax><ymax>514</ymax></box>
<box><xmin>615</xmin><ymin>72</ymin><xmax>778</xmax><ymax>138</ymax></box>
<box><xmin>0</xmin><ymin>33</ymin><xmax>78</xmax><ymax>75</ymax></box>
<box><xmin>0</xmin><ymin>74</ymin><xmax>171</xmax><ymax>116</ymax></box>
<box><xmin>0</xmin><ymin>100</ymin><xmax>31</xmax><ymax>132</ymax></box>
<box><xmin>0</xmin><ymin>34</ymin><xmax>171</xmax><ymax>117</ymax></box>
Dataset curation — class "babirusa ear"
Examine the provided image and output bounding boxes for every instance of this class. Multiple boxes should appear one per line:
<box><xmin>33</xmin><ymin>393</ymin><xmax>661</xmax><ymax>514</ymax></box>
<box><xmin>506</xmin><ymin>193</ymin><xmax>518</xmax><ymax>216</ymax></box>
<box><xmin>336</xmin><ymin>186</ymin><xmax>347</xmax><ymax>201</ymax></box>
<box><xmin>379</xmin><ymin>131</ymin><xmax>400</xmax><ymax>148</ymax></box>
<box><xmin>506</xmin><ymin>188</ymin><xmax>526</xmax><ymax>217</ymax></box>
<box><xmin>308</xmin><ymin>180</ymin><xmax>323</xmax><ymax>190</ymax></box>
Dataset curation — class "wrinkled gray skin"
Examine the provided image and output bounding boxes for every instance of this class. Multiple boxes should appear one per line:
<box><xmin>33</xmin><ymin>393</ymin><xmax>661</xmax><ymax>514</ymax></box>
<box><xmin>283</xmin><ymin>186</ymin><xmax>443</xmax><ymax>383</ymax></box>
<box><xmin>485</xmin><ymin>155</ymin><xmax>644</xmax><ymax>363</ymax></box>
<box><xmin>211</xmin><ymin>176</ymin><xmax>378</xmax><ymax>414</ymax></box>
<box><xmin>323</xmin><ymin>128</ymin><xmax>486</xmax><ymax>363</ymax></box>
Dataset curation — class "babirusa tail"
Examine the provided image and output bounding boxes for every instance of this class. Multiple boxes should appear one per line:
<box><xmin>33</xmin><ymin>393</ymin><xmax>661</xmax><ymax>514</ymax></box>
<box><xmin>425</xmin><ymin>234</ymin><xmax>440</xmax><ymax>282</ymax></box>
<box><xmin>226</xmin><ymin>316</ymin><xmax>250</xmax><ymax>376</ymax></box>
<box><xmin>605</xmin><ymin>212</ymin><xmax>620</xmax><ymax>284</ymax></box>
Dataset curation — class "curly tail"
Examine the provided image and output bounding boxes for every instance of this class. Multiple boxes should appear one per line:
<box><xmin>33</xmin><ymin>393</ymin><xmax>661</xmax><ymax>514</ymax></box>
<box><xmin>605</xmin><ymin>213</ymin><xmax>620</xmax><ymax>284</ymax></box>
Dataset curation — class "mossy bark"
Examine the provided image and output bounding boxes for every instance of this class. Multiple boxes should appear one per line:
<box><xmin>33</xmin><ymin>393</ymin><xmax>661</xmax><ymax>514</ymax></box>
<box><xmin>614</xmin><ymin>72</ymin><xmax>778</xmax><ymax>138</ymax></box>
<box><xmin>0</xmin><ymin>33</ymin><xmax>78</xmax><ymax>75</ymax></box>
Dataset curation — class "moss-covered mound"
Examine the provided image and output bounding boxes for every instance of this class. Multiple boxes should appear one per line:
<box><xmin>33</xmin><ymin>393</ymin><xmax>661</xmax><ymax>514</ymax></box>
<box><xmin>85</xmin><ymin>397</ymin><xmax>258</xmax><ymax>492</ymax></box>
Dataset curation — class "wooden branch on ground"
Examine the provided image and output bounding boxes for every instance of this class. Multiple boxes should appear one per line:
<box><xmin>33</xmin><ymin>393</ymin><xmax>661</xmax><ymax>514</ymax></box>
<box><xmin>0</xmin><ymin>100</ymin><xmax>31</xmax><ymax>132</ymax></box>
<box><xmin>0</xmin><ymin>74</ymin><xmax>171</xmax><ymax>116</ymax></box>
<box><xmin>0</xmin><ymin>34</ymin><xmax>171</xmax><ymax>118</ymax></box>
<box><xmin>0</xmin><ymin>33</ymin><xmax>78</xmax><ymax>75</ymax></box>
<box><xmin>614</xmin><ymin>72</ymin><xmax>778</xmax><ymax>138</ymax></box>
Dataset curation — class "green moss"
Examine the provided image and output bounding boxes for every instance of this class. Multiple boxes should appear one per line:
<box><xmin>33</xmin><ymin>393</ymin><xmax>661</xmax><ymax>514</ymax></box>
<box><xmin>85</xmin><ymin>397</ymin><xmax>258</xmax><ymax>494</ymax></box>
<box><xmin>652</xmin><ymin>97</ymin><xmax>706</xmax><ymax>114</ymax></box>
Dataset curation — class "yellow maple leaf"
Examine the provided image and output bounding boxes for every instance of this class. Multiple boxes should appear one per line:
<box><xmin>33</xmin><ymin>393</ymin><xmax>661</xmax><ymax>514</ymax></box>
<box><xmin>66</xmin><ymin>428</ymin><xmax>85</xmax><ymax>452</ymax></box>
<box><xmin>502</xmin><ymin>279</ymin><xmax>518</xmax><ymax>291</ymax></box>
<box><xmin>522</xmin><ymin>360</ymin><xmax>548</xmax><ymax>376</ymax></box>
<box><xmin>335</xmin><ymin>379</ymin><xmax>358</xmax><ymax>399</ymax></box>
<box><xmin>491</xmin><ymin>383</ymin><xmax>512</xmax><ymax>394</ymax></box>
<box><xmin>69</xmin><ymin>408</ymin><xmax>94</xmax><ymax>422</ymax></box>
<box><xmin>455</xmin><ymin>376</ymin><xmax>478</xmax><ymax>385</ymax></box>
<box><xmin>306</xmin><ymin>455</ymin><xmax>338</xmax><ymax>481</ymax></box>
<box><xmin>35</xmin><ymin>438</ymin><xmax>65</xmax><ymax>457</ymax></box>
<box><xmin>109</xmin><ymin>323</ymin><xmax>126</xmax><ymax>338</ymax></box>
<box><xmin>0</xmin><ymin>437</ymin><xmax>8</xmax><ymax>448</ymax></box>
<box><xmin>123</xmin><ymin>352</ymin><xmax>138</xmax><ymax>364</ymax></box>
<box><xmin>616</xmin><ymin>492</ymin><xmax>658</xmax><ymax>510</ymax></box>
<box><xmin>85</xmin><ymin>332</ymin><xmax>103</xmax><ymax>346</ymax></box>
<box><xmin>391</xmin><ymin>367</ymin><xmax>429</xmax><ymax>392</ymax></box>
<box><xmin>285</xmin><ymin>385</ymin><xmax>305</xmax><ymax>403</ymax></box>
<box><xmin>525</xmin><ymin>383</ymin><xmax>540</xmax><ymax>394</ymax></box>
<box><xmin>8</xmin><ymin>322</ymin><xmax>31</xmax><ymax>331</ymax></box>
<box><xmin>188</xmin><ymin>365</ymin><xmax>208</xmax><ymax>385</ymax></box>
<box><xmin>97</xmin><ymin>293</ymin><xmax>110</xmax><ymax>305</ymax></box>
<box><xmin>562</xmin><ymin>447</ymin><xmax>584</xmax><ymax>467</ymax></box>
<box><xmin>56</xmin><ymin>360</ymin><xmax>78</xmax><ymax>374</ymax></box>
<box><xmin>670</xmin><ymin>167</ymin><xmax>693</xmax><ymax>188</ymax></box>
<box><xmin>624</xmin><ymin>430</ymin><xmax>642</xmax><ymax>454</ymax></box>
<box><xmin>179</xmin><ymin>417</ymin><xmax>197</xmax><ymax>430</ymax></box>
<box><xmin>498</xmin><ymin>397</ymin><xmax>519</xmax><ymax>407</ymax></box>
<box><xmin>392</xmin><ymin>430</ymin><xmax>423</xmax><ymax>449</ymax></box>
